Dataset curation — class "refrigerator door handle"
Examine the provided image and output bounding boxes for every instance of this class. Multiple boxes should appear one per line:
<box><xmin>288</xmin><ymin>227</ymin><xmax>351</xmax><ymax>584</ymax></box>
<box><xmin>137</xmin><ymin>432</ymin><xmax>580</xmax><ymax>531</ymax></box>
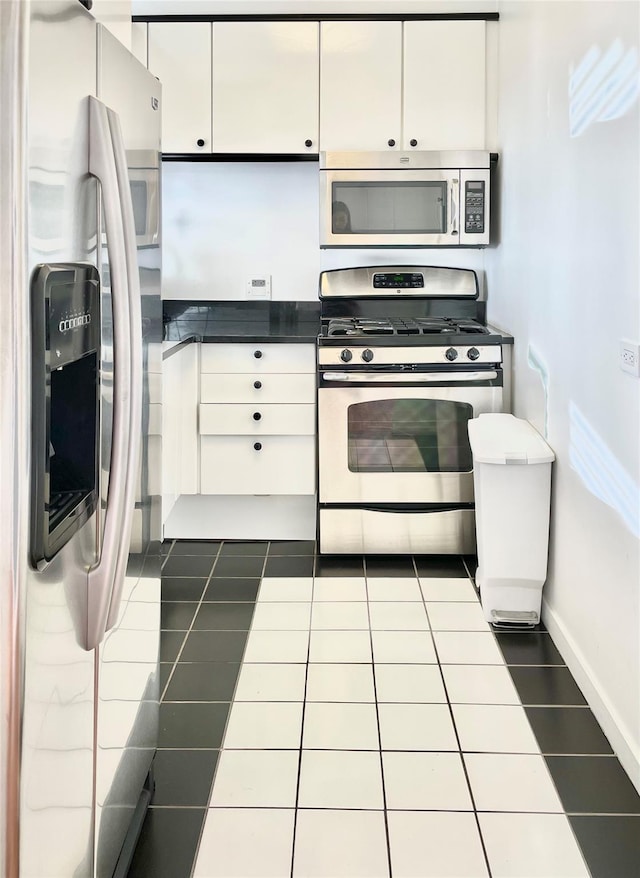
<box><xmin>86</xmin><ymin>96</ymin><xmax>132</xmax><ymax>651</ymax></box>
<box><xmin>104</xmin><ymin>105</ymin><xmax>143</xmax><ymax>633</ymax></box>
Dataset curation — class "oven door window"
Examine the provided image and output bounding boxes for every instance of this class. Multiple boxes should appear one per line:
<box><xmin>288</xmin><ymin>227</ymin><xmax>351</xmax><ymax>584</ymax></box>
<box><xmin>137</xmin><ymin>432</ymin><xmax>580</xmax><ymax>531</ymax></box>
<box><xmin>347</xmin><ymin>398</ymin><xmax>473</xmax><ymax>473</ymax></box>
<box><xmin>331</xmin><ymin>181</ymin><xmax>447</xmax><ymax>235</ymax></box>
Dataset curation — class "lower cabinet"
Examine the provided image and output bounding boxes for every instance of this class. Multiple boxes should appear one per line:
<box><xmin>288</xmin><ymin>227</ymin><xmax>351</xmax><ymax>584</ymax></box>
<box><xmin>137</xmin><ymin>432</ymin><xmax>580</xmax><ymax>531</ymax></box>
<box><xmin>200</xmin><ymin>436</ymin><xmax>315</xmax><ymax>495</ymax></box>
<box><xmin>164</xmin><ymin>341</ymin><xmax>317</xmax><ymax>540</ymax></box>
<box><xmin>199</xmin><ymin>343</ymin><xmax>316</xmax><ymax>496</ymax></box>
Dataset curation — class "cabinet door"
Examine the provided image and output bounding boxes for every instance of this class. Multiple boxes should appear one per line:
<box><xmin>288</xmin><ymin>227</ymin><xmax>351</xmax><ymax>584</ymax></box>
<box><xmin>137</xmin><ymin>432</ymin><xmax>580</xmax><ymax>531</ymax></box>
<box><xmin>212</xmin><ymin>21</ymin><xmax>319</xmax><ymax>154</ymax></box>
<box><xmin>320</xmin><ymin>21</ymin><xmax>401</xmax><ymax>152</ymax></box>
<box><xmin>200</xmin><ymin>343</ymin><xmax>316</xmax><ymax>375</ymax></box>
<box><xmin>201</xmin><ymin>436</ymin><xmax>316</xmax><ymax>495</ymax></box>
<box><xmin>199</xmin><ymin>403</ymin><xmax>316</xmax><ymax>436</ymax></box>
<box><xmin>148</xmin><ymin>22</ymin><xmax>212</xmax><ymax>154</ymax></box>
<box><xmin>403</xmin><ymin>20</ymin><xmax>486</xmax><ymax>151</ymax></box>
<box><xmin>201</xmin><ymin>373</ymin><xmax>316</xmax><ymax>404</ymax></box>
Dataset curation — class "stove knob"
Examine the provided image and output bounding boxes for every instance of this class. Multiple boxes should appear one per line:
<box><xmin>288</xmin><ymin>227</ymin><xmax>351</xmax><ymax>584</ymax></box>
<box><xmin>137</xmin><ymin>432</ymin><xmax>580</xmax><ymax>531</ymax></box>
<box><xmin>340</xmin><ymin>349</ymin><xmax>352</xmax><ymax>362</ymax></box>
<box><xmin>467</xmin><ymin>347</ymin><xmax>480</xmax><ymax>361</ymax></box>
<box><xmin>362</xmin><ymin>349</ymin><xmax>374</xmax><ymax>362</ymax></box>
<box><xmin>445</xmin><ymin>347</ymin><xmax>458</xmax><ymax>361</ymax></box>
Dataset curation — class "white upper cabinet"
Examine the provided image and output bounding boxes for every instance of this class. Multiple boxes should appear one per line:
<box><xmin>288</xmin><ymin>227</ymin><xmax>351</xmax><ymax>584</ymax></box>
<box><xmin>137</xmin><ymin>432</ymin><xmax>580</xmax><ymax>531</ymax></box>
<box><xmin>142</xmin><ymin>18</ymin><xmax>489</xmax><ymax>155</ymax></box>
<box><xmin>212</xmin><ymin>21</ymin><xmax>319</xmax><ymax>154</ymax></box>
<box><xmin>403</xmin><ymin>20</ymin><xmax>486</xmax><ymax>151</ymax></box>
<box><xmin>148</xmin><ymin>22</ymin><xmax>212</xmax><ymax>154</ymax></box>
<box><xmin>320</xmin><ymin>21</ymin><xmax>402</xmax><ymax>152</ymax></box>
<box><xmin>320</xmin><ymin>20</ymin><xmax>486</xmax><ymax>153</ymax></box>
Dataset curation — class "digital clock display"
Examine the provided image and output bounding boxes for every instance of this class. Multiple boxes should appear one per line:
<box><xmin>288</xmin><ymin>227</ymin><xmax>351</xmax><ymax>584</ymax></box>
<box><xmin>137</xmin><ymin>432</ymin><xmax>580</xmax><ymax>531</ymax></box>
<box><xmin>373</xmin><ymin>272</ymin><xmax>424</xmax><ymax>289</ymax></box>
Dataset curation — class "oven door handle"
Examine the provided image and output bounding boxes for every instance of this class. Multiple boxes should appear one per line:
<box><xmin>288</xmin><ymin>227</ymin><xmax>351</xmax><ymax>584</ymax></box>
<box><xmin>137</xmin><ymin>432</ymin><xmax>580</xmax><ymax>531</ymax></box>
<box><xmin>321</xmin><ymin>370</ymin><xmax>498</xmax><ymax>384</ymax></box>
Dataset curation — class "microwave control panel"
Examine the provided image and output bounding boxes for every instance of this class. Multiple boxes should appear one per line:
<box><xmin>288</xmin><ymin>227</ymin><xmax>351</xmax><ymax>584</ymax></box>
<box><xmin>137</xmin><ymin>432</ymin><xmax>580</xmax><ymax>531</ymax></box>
<box><xmin>464</xmin><ymin>181</ymin><xmax>485</xmax><ymax>234</ymax></box>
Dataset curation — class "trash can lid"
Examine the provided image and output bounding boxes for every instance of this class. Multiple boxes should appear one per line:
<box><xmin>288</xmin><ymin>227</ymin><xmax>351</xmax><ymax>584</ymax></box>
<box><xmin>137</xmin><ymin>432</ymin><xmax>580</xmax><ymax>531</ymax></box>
<box><xmin>468</xmin><ymin>414</ymin><xmax>555</xmax><ymax>465</ymax></box>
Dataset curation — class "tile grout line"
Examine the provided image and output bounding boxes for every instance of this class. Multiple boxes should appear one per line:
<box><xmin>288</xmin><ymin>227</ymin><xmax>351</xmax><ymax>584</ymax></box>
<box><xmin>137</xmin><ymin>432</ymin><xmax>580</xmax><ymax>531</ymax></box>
<box><xmin>363</xmin><ymin>555</ymin><xmax>394</xmax><ymax>878</ymax></box>
<box><xmin>160</xmin><ymin>543</ymin><xmax>223</xmax><ymax>703</ymax></box>
<box><xmin>487</xmin><ymin>596</ymin><xmax>600</xmax><ymax>878</ymax></box>
<box><xmin>156</xmin><ymin>543</ymin><xmax>637</xmax><ymax>878</ymax></box>
<box><xmin>187</xmin><ymin>540</ymin><xmax>262</xmax><ymax>878</ymax></box>
<box><xmin>288</xmin><ymin>567</ymin><xmax>314</xmax><ymax>878</ymax></box>
<box><xmin>416</xmin><ymin>552</ymin><xmax>495</xmax><ymax>878</ymax></box>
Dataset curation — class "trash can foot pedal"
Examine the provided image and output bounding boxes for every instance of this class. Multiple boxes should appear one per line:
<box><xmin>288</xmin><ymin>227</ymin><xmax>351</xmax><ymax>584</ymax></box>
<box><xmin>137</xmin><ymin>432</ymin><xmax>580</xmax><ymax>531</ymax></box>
<box><xmin>490</xmin><ymin>609</ymin><xmax>539</xmax><ymax>629</ymax></box>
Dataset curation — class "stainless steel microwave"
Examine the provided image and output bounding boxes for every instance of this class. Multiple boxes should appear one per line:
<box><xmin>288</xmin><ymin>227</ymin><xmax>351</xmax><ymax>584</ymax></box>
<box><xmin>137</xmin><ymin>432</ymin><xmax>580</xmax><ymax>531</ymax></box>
<box><xmin>319</xmin><ymin>151</ymin><xmax>496</xmax><ymax>248</ymax></box>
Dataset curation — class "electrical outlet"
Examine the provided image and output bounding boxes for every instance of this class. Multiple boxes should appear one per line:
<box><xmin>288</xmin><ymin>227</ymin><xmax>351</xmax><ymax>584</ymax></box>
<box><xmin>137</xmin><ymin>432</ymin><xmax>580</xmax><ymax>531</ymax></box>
<box><xmin>619</xmin><ymin>339</ymin><xmax>640</xmax><ymax>376</ymax></box>
<box><xmin>246</xmin><ymin>275</ymin><xmax>271</xmax><ymax>300</ymax></box>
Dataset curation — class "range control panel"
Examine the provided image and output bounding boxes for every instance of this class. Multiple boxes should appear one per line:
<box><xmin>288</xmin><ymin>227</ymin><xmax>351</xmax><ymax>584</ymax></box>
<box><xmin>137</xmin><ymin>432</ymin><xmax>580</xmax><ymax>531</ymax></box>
<box><xmin>464</xmin><ymin>181</ymin><xmax>486</xmax><ymax>234</ymax></box>
<box><xmin>373</xmin><ymin>272</ymin><xmax>425</xmax><ymax>289</ymax></box>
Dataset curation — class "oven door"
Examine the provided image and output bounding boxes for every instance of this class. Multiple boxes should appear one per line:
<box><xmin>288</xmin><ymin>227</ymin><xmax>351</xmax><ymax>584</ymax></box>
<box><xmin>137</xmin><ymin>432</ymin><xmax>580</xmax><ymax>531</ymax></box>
<box><xmin>318</xmin><ymin>372</ymin><xmax>503</xmax><ymax>504</ymax></box>
<box><xmin>320</xmin><ymin>169</ymin><xmax>460</xmax><ymax>247</ymax></box>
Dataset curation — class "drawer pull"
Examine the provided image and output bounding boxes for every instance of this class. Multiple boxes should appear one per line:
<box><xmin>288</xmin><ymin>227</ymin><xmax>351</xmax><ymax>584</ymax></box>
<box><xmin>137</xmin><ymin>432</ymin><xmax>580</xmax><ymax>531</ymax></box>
<box><xmin>253</xmin><ymin>412</ymin><xmax>262</xmax><ymax>421</ymax></box>
<box><xmin>254</xmin><ymin>380</ymin><xmax>262</xmax><ymax>389</ymax></box>
<box><xmin>254</xmin><ymin>350</ymin><xmax>262</xmax><ymax>359</ymax></box>
<box><xmin>253</xmin><ymin>442</ymin><xmax>262</xmax><ymax>451</ymax></box>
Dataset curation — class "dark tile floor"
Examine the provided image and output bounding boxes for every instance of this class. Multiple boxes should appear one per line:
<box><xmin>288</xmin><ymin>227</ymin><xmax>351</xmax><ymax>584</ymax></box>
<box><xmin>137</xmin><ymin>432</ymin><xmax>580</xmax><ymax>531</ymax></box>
<box><xmin>127</xmin><ymin>540</ymin><xmax>640</xmax><ymax>878</ymax></box>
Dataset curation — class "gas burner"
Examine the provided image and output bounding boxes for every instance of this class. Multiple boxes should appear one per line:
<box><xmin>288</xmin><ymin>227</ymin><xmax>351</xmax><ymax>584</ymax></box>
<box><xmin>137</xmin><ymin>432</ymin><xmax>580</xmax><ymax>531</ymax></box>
<box><xmin>324</xmin><ymin>316</ymin><xmax>490</xmax><ymax>339</ymax></box>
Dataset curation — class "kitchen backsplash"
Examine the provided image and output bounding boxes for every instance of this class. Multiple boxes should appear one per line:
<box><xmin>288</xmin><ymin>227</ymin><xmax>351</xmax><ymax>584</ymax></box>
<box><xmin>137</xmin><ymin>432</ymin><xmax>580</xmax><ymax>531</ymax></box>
<box><xmin>161</xmin><ymin>161</ymin><xmax>490</xmax><ymax>301</ymax></box>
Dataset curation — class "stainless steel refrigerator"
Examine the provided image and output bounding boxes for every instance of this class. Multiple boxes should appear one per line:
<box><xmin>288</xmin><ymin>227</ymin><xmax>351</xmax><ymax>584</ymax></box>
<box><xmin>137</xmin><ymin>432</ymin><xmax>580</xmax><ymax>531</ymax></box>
<box><xmin>1</xmin><ymin>2</ymin><xmax>162</xmax><ymax>876</ymax></box>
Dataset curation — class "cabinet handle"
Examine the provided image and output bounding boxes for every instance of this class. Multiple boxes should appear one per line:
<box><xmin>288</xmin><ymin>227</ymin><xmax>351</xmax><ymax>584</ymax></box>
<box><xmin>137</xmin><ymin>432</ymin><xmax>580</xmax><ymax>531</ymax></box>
<box><xmin>254</xmin><ymin>380</ymin><xmax>262</xmax><ymax>389</ymax></box>
<box><xmin>388</xmin><ymin>138</ymin><xmax>396</xmax><ymax>147</ymax></box>
<box><xmin>254</xmin><ymin>350</ymin><xmax>262</xmax><ymax>359</ymax></box>
<box><xmin>304</xmin><ymin>139</ymin><xmax>313</xmax><ymax>148</ymax></box>
<box><xmin>409</xmin><ymin>138</ymin><xmax>418</xmax><ymax>147</ymax></box>
<box><xmin>253</xmin><ymin>442</ymin><xmax>262</xmax><ymax>451</ymax></box>
<box><xmin>196</xmin><ymin>138</ymin><xmax>206</xmax><ymax>148</ymax></box>
<box><xmin>253</xmin><ymin>412</ymin><xmax>262</xmax><ymax>421</ymax></box>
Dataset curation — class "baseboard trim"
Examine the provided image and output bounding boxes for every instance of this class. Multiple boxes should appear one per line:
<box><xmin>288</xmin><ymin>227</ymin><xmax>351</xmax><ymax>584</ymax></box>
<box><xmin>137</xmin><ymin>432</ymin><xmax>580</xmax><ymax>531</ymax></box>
<box><xmin>542</xmin><ymin>597</ymin><xmax>640</xmax><ymax>795</ymax></box>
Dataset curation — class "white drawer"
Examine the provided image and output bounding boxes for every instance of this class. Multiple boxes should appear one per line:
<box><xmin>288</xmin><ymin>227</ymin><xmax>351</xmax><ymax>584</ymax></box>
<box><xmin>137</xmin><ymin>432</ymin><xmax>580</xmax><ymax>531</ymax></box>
<box><xmin>200</xmin><ymin>436</ymin><xmax>316</xmax><ymax>494</ymax></box>
<box><xmin>201</xmin><ymin>372</ymin><xmax>316</xmax><ymax>404</ymax></box>
<box><xmin>200</xmin><ymin>343</ymin><xmax>316</xmax><ymax>374</ymax></box>
<box><xmin>199</xmin><ymin>403</ymin><xmax>315</xmax><ymax>436</ymax></box>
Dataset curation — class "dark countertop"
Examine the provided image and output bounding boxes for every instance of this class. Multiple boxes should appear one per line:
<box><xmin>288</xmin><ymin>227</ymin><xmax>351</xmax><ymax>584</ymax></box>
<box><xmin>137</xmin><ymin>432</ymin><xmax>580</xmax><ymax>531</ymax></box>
<box><xmin>163</xmin><ymin>300</ymin><xmax>321</xmax><ymax>343</ymax></box>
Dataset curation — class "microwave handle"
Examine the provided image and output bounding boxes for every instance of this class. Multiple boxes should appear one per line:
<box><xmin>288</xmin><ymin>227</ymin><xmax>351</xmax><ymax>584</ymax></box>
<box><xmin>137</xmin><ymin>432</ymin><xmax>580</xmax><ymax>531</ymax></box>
<box><xmin>450</xmin><ymin>178</ymin><xmax>459</xmax><ymax>237</ymax></box>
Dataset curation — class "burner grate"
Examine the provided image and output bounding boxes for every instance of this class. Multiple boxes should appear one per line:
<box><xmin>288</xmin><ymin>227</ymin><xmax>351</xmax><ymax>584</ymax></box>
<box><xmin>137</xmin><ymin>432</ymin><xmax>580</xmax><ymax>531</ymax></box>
<box><xmin>325</xmin><ymin>316</ymin><xmax>489</xmax><ymax>339</ymax></box>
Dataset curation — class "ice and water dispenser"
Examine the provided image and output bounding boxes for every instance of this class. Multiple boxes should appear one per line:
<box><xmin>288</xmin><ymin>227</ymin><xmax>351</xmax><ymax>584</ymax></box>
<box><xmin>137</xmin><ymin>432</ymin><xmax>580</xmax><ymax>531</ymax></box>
<box><xmin>30</xmin><ymin>263</ymin><xmax>101</xmax><ymax>563</ymax></box>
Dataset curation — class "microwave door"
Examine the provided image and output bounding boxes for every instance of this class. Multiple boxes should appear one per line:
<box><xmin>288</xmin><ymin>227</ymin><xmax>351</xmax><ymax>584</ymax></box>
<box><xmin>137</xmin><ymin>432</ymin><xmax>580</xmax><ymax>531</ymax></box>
<box><xmin>320</xmin><ymin>168</ymin><xmax>460</xmax><ymax>247</ymax></box>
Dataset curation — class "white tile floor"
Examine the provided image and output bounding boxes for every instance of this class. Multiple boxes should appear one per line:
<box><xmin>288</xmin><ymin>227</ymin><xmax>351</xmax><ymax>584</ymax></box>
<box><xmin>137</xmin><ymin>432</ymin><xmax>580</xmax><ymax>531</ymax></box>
<box><xmin>192</xmin><ymin>576</ymin><xmax>591</xmax><ymax>878</ymax></box>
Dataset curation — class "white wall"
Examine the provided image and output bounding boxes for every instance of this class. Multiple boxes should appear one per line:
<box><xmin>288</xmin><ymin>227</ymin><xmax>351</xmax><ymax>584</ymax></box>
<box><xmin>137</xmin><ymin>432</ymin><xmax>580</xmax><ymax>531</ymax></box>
<box><xmin>91</xmin><ymin>0</ymin><xmax>132</xmax><ymax>49</ymax></box>
<box><xmin>487</xmin><ymin>0</ymin><xmax>640</xmax><ymax>790</ymax></box>
<box><xmin>161</xmin><ymin>160</ymin><xmax>491</xmax><ymax>300</ymax></box>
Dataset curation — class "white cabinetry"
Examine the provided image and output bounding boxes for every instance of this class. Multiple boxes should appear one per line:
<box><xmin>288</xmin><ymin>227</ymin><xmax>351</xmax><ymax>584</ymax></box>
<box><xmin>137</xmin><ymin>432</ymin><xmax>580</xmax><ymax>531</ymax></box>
<box><xmin>320</xmin><ymin>19</ymin><xmax>486</xmax><ymax>152</ymax></box>
<box><xmin>199</xmin><ymin>343</ymin><xmax>316</xmax><ymax>496</ymax></box>
<box><xmin>162</xmin><ymin>342</ymin><xmax>199</xmax><ymax>526</ymax></box>
<box><xmin>212</xmin><ymin>22</ymin><xmax>319</xmax><ymax>154</ymax></box>
<box><xmin>147</xmin><ymin>22</ymin><xmax>212</xmax><ymax>154</ymax></box>
<box><xmin>320</xmin><ymin>21</ymin><xmax>401</xmax><ymax>152</ymax></box>
<box><xmin>142</xmin><ymin>18</ymin><xmax>489</xmax><ymax>154</ymax></box>
<box><xmin>403</xmin><ymin>20</ymin><xmax>486</xmax><ymax>150</ymax></box>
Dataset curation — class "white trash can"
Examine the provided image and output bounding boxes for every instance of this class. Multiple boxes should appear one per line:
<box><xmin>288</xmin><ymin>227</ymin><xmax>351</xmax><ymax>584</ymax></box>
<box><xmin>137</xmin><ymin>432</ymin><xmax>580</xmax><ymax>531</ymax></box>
<box><xmin>468</xmin><ymin>413</ymin><xmax>555</xmax><ymax>627</ymax></box>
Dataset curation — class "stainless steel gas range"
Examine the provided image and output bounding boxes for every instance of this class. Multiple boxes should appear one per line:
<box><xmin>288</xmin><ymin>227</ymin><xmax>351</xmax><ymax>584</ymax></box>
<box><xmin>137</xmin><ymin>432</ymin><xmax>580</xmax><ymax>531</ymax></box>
<box><xmin>317</xmin><ymin>265</ymin><xmax>511</xmax><ymax>555</ymax></box>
